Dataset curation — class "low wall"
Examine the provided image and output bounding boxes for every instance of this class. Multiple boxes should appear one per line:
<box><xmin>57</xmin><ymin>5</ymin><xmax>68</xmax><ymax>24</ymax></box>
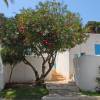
<box><xmin>0</xmin><ymin>56</ymin><xmax>4</xmax><ymax>91</ymax></box>
<box><xmin>4</xmin><ymin>56</ymin><xmax>52</xmax><ymax>83</ymax></box>
<box><xmin>56</xmin><ymin>51</ymin><xmax>70</xmax><ymax>80</ymax></box>
<box><xmin>74</xmin><ymin>55</ymin><xmax>100</xmax><ymax>91</ymax></box>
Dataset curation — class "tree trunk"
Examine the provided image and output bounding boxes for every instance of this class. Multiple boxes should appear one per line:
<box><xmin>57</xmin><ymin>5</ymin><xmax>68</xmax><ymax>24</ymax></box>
<box><xmin>23</xmin><ymin>52</ymin><xmax>57</xmax><ymax>86</ymax></box>
<box><xmin>23</xmin><ymin>58</ymin><xmax>40</xmax><ymax>82</ymax></box>
<box><xmin>9</xmin><ymin>64</ymin><xmax>15</xmax><ymax>83</ymax></box>
<box><xmin>37</xmin><ymin>52</ymin><xmax>57</xmax><ymax>85</ymax></box>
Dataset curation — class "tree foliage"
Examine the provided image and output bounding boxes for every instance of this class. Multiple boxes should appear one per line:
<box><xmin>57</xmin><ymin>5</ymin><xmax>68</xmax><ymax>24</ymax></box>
<box><xmin>0</xmin><ymin>1</ymin><xmax>87</xmax><ymax>85</ymax></box>
<box><xmin>3</xmin><ymin>0</ymin><xmax>13</xmax><ymax>6</ymax></box>
<box><xmin>85</xmin><ymin>21</ymin><xmax>100</xmax><ymax>33</ymax></box>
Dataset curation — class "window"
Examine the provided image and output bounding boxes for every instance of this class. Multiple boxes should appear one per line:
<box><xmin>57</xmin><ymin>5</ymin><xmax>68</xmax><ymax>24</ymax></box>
<box><xmin>95</xmin><ymin>44</ymin><xmax>100</xmax><ymax>55</ymax></box>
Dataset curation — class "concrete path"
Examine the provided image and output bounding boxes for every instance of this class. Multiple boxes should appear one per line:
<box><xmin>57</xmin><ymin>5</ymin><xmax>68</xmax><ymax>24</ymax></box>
<box><xmin>42</xmin><ymin>81</ymin><xmax>100</xmax><ymax>100</ymax></box>
<box><xmin>42</xmin><ymin>95</ymin><xmax>100</xmax><ymax>100</ymax></box>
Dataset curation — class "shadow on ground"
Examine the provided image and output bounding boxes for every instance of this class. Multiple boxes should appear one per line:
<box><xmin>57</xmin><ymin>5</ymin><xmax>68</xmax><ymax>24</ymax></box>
<box><xmin>0</xmin><ymin>84</ymin><xmax>48</xmax><ymax>100</ymax></box>
<box><xmin>42</xmin><ymin>81</ymin><xmax>100</xmax><ymax>100</ymax></box>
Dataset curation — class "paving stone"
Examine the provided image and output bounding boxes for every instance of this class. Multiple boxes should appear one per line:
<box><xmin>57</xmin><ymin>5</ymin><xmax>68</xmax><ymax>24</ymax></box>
<box><xmin>0</xmin><ymin>98</ymin><xmax>5</xmax><ymax>100</ymax></box>
<box><xmin>42</xmin><ymin>81</ymin><xmax>100</xmax><ymax>100</ymax></box>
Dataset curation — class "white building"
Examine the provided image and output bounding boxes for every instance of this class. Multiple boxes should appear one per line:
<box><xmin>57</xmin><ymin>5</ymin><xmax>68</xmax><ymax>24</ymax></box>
<box><xmin>55</xmin><ymin>33</ymin><xmax>100</xmax><ymax>91</ymax></box>
<box><xmin>0</xmin><ymin>33</ymin><xmax>100</xmax><ymax>91</ymax></box>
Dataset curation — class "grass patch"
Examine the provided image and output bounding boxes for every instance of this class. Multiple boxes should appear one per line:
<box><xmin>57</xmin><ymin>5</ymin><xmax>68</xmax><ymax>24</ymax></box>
<box><xmin>0</xmin><ymin>85</ymin><xmax>49</xmax><ymax>100</ymax></box>
<box><xmin>80</xmin><ymin>90</ymin><xmax>100</xmax><ymax>96</ymax></box>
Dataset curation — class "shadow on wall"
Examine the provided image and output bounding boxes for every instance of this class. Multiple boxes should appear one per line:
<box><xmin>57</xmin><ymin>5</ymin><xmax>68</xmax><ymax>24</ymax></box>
<box><xmin>4</xmin><ymin>56</ymin><xmax>52</xmax><ymax>84</ymax></box>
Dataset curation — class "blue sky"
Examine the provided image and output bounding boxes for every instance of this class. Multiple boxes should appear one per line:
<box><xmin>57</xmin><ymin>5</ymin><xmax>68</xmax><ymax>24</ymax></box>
<box><xmin>0</xmin><ymin>0</ymin><xmax>100</xmax><ymax>24</ymax></box>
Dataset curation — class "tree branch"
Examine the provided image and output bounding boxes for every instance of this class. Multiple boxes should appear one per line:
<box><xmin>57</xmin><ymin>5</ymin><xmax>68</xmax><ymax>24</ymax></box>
<box><xmin>40</xmin><ymin>51</ymin><xmax>57</xmax><ymax>80</ymax></box>
<box><xmin>23</xmin><ymin>57</ymin><xmax>39</xmax><ymax>80</ymax></box>
<box><xmin>9</xmin><ymin>64</ymin><xmax>15</xmax><ymax>83</ymax></box>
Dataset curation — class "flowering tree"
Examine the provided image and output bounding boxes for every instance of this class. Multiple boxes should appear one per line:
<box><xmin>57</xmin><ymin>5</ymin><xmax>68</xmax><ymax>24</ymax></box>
<box><xmin>1</xmin><ymin>1</ymin><xmax>87</xmax><ymax>85</ymax></box>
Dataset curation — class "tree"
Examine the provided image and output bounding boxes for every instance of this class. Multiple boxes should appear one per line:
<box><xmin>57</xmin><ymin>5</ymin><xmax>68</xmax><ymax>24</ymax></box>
<box><xmin>85</xmin><ymin>21</ymin><xmax>100</xmax><ymax>33</ymax></box>
<box><xmin>3</xmin><ymin>0</ymin><xmax>13</xmax><ymax>6</ymax></box>
<box><xmin>1</xmin><ymin>1</ymin><xmax>87</xmax><ymax>85</ymax></box>
<box><xmin>3</xmin><ymin>0</ymin><xmax>9</xmax><ymax>6</ymax></box>
<box><xmin>0</xmin><ymin>18</ymin><xmax>25</xmax><ymax>83</ymax></box>
<box><xmin>0</xmin><ymin>13</ymin><xmax>6</xmax><ymax>40</ymax></box>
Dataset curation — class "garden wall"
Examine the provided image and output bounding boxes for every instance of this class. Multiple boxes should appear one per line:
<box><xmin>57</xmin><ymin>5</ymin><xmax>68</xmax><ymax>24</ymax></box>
<box><xmin>69</xmin><ymin>33</ymin><xmax>100</xmax><ymax>80</ymax></box>
<box><xmin>0</xmin><ymin>55</ymin><xmax>4</xmax><ymax>91</ymax></box>
<box><xmin>56</xmin><ymin>51</ymin><xmax>70</xmax><ymax>80</ymax></box>
<box><xmin>4</xmin><ymin>56</ymin><xmax>52</xmax><ymax>83</ymax></box>
<box><xmin>74</xmin><ymin>55</ymin><xmax>100</xmax><ymax>91</ymax></box>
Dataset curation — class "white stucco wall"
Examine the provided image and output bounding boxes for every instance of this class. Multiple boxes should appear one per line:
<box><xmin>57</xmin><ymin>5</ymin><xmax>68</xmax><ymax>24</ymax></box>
<box><xmin>69</xmin><ymin>33</ymin><xmax>100</xmax><ymax>79</ymax></box>
<box><xmin>4</xmin><ymin>56</ymin><xmax>52</xmax><ymax>83</ymax></box>
<box><xmin>74</xmin><ymin>55</ymin><xmax>100</xmax><ymax>91</ymax></box>
<box><xmin>0</xmin><ymin>55</ymin><xmax>4</xmax><ymax>91</ymax></box>
<box><xmin>70</xmin><ymin>33</ymin><xmax>100</xmax><ymax>55</ymax></box>
<box><xmin>56</xmin><ymin>51</ymin><xmax>70</xmax><ymax>80</ymax></box>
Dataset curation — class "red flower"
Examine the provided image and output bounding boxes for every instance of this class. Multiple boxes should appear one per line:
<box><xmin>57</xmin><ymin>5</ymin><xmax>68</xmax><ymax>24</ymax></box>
<box><xmin>42</xmin><ymin>39</ymin><xmax>49</xmax><ymax>45</ymax></box>
<box><xmin>38</xmin><ymin>32</ymin><xmax>44</xmax><ymax>35</ymax></box>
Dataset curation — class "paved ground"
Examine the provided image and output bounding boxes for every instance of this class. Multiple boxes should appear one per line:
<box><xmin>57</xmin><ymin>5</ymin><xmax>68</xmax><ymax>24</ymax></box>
<box><xmin>42</xmin><ymin>81</ymin><xmax>100</xmax><ymax>100</ymax></box>
<box><xmin>42</xmin><ymin>95</ymin><xmax>100</xmax><ymax>100</ymax></box>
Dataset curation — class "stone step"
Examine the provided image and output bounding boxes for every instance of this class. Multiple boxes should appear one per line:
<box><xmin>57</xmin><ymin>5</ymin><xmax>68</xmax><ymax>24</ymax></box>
<box><xmin>51</xmin><ymin>77</ymin><xmax>65</xmax><ymax>81</ymax></box>
<box><xmin>51</xmin><ymin>69</ymin><xmax>66</xmax><ymax>81</ymax></box>
<box><xmin>53</xmin><ymin>74</ymin><xmax>64</xmax><ymax>78</ymax></box>
<box><xmin>48</xmin><ymin>87</ymin><xmax>79</xmax><ymax>92</ymax></box>
<box><xmin>46</xmin><ymin>82</ymin><xmax>79</xmax><ymax>92</ymax></box>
